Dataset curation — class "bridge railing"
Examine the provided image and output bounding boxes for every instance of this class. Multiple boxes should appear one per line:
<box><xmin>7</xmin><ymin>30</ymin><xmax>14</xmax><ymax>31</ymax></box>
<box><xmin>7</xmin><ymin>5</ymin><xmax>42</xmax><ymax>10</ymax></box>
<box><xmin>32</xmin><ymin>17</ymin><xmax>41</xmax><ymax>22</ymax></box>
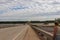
<box><xmin>31</xmin><ymin>26</ymin><xmax>53</xmax><ymax>40</ymax></box>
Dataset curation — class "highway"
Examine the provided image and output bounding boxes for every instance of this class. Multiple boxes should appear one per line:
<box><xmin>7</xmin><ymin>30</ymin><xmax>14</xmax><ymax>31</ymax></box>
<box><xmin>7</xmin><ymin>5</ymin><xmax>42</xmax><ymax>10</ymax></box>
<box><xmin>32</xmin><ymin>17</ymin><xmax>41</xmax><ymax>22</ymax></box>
<box><xmin>0</xmin><ymin>24</ymin><xmax>40</xmax><ymax>40</ymax></box>
<box><xmin>0</xmin><ymin>24</ymin><xmax>57</xmax><ymax>40</ymax></box>
<box><xmin>0</xmin><ymin>24</ymin><xmax>28</xmax><ymax>40</ymax></box>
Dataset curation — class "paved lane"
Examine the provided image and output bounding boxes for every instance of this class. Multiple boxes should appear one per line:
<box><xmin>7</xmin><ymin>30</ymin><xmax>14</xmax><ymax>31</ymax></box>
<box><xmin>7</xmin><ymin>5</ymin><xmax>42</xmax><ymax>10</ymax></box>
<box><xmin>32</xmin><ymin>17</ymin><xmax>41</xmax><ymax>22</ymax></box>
<box><xmin>0</xmin><ymin>25</ymin><xmax>29</xmax><ymax>40</ymax></box>
<box><xmin>0</xmin><ymin>24</ymin><xmax>40</xmax><ymax>40</ymax></box>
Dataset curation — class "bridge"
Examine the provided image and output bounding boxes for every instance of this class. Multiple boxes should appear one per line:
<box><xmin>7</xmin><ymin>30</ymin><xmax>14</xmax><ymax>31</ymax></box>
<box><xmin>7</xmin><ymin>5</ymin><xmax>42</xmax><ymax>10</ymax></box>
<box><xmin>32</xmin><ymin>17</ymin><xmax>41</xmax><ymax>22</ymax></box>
<box><xmin>0</xmin><ymin>24</ymin><xmax>55</xmax><ymax>40</ymax></box>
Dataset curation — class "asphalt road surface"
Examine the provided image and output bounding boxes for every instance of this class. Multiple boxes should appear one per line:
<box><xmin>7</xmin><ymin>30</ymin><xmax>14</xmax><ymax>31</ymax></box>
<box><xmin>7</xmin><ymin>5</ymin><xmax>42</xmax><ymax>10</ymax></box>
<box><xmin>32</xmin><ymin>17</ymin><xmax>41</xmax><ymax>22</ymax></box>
<box><xmin>0</xmin><ymin>24</ymin><xmax>40</xmax><ymax>40</ymax></box>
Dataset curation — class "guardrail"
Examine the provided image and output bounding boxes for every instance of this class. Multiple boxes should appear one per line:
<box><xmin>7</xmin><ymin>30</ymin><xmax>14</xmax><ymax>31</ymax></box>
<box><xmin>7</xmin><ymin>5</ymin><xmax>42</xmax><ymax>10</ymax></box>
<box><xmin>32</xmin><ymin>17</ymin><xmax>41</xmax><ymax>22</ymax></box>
<box><xmin>31</xmin><ymin>25</ymin><xmax>53</xmax><ymax>40</ymax></box>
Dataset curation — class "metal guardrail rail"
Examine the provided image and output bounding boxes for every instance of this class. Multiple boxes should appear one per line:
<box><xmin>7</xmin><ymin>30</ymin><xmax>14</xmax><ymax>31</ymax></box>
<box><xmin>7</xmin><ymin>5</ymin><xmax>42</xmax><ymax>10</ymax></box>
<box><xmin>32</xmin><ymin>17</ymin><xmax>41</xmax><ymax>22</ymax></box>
<box><xmin>31</xmin><ymin>26</ymin><xmax>53</xmax><ymax>40</ymax></box>
<box><xmin>32</xmin><ymin>26</ymin><xmax>53</xmax><ymax>37</ymax></box>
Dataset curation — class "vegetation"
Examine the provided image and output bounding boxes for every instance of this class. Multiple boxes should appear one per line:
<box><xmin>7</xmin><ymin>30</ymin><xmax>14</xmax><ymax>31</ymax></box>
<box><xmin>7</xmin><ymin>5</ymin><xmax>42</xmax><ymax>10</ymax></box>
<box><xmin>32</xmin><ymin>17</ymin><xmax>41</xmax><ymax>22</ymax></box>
<box><xmin>56</xmin><ymin>18</ymin><xmax>60</xmax><ymax>23</ymax></box>
<box><xmin>0</xmin><ymin>20</ymin><xmax>55</xmax><ymax>24</ymax></box>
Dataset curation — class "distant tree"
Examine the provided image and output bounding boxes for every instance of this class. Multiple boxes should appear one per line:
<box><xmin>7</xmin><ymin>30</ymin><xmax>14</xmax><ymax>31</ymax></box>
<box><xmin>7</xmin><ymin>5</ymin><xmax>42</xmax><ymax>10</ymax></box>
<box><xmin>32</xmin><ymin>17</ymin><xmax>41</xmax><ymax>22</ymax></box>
<box><xmin>56</xmin><ymin>18</ymin><xmax>60</xmax><ymax>23</ymax></box>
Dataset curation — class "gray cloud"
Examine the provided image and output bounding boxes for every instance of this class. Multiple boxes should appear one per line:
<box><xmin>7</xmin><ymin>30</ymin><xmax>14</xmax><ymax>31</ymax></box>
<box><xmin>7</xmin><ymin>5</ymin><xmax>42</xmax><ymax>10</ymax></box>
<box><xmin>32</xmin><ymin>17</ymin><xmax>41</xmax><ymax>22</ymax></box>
<box><xmin>0</xmin><ymin>0</ymin><xmax>60</xmax><ymax>21</ymax></box>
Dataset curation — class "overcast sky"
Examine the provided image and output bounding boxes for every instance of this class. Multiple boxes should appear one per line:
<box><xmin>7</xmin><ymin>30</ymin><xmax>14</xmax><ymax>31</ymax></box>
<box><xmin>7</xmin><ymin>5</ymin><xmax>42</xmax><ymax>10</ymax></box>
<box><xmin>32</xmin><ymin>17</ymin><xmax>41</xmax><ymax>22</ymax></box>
<box><xmin>0</xmin><ymin>0</ymin><xmax>60</xmax><ymax>21</ymax></box>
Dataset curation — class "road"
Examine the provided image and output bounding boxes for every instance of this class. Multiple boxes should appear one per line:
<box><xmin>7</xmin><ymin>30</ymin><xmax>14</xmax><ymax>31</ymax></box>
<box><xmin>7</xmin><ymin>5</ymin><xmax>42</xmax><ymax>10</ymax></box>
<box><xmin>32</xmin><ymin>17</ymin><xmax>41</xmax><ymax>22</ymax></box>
<box><xmin>0</xmin><ymin>24</ymin><xmax>28</xmax><ymax>40</ymax></box>
<box><xmin>0</xmin><ymin>24</ymin><xmax>40</xmax><ymax>40</ymax></box>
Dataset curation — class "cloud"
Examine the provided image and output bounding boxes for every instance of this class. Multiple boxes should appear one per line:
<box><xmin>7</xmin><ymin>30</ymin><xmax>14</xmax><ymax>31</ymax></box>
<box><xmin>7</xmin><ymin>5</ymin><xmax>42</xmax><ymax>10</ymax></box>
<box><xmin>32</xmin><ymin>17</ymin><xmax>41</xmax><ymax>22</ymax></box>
<box><xmin>0</xmin><ymin>0</ymin><xmax>60</xmax><ymax>21</ymax></box>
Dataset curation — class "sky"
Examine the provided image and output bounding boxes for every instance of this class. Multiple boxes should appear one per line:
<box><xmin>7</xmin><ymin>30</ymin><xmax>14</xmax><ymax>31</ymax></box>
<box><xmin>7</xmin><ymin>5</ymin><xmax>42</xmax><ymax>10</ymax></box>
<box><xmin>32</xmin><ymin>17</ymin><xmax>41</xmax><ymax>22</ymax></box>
<box><xmin>0</xmin><ymin>0</ymin><xmax>60</xmax><ymax>21</ymax></box>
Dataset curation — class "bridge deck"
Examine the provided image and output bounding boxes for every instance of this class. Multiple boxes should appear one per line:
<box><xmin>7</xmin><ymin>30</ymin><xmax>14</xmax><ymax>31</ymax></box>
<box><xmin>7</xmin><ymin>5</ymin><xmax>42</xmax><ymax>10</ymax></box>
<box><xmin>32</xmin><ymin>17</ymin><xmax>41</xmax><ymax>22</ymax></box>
<box><xmin>0</xmin><ymin>24</ymin><xmax>40</xmax><ymax>40</ymax></box>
